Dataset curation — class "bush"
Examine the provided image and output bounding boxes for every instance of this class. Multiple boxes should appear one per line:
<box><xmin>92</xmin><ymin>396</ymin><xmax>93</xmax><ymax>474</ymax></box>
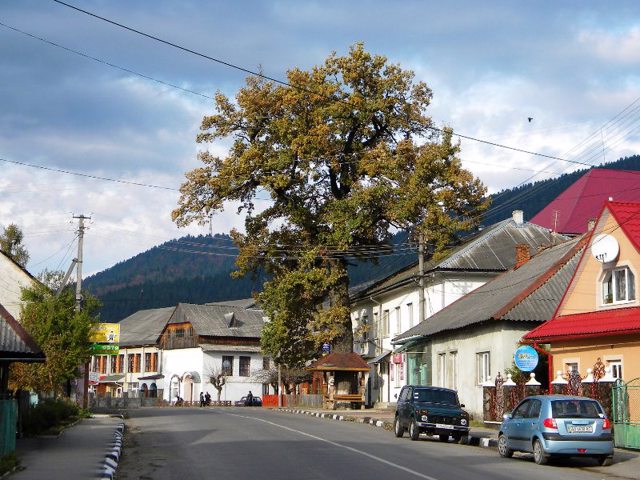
<box><xmin>22</xmin><ymin>398</ymin><xmax>80</xmax><ymax>436</ymax></box>
<box><xmin>0</xmin><ymin>453</ymin><xmax>18</xmax><ymax>475</ymax></box>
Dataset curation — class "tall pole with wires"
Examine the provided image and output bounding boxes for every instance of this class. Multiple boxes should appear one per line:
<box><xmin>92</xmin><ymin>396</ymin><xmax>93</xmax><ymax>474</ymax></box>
<box><xmin>73</xmin><ymin>214</ymin><xmax>90</xmax><ymax>408</ymax></box>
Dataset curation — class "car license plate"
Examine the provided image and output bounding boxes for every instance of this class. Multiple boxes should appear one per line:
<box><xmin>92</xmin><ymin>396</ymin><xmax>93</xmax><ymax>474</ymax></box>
<box><xmin>435</xmin><ymin>423</ymin><xmax>454</xmax><ymax>430</ymax></box>
<box><xmin>567</xmin><ymin>424</ymin><xmax>593</xmax><ymax>433</ymax></box>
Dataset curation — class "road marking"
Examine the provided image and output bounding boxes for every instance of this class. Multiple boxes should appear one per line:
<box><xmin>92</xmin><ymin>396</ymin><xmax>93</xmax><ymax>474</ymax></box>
<box><xmin>228</xmin><ymin>413</ymin><xmax>440</xmax><ymax>480</ymax></box>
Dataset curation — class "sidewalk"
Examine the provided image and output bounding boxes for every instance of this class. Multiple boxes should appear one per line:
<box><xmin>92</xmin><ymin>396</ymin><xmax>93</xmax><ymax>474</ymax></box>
<box><xmin>279</xmin><ymin>407</ymin><xmax>640</xmax><ymax>480</ymax></box>
<box><xmin>11</xmin><ymin>414</ymin><xmax>124</xmax><ymax>480</ymax></box>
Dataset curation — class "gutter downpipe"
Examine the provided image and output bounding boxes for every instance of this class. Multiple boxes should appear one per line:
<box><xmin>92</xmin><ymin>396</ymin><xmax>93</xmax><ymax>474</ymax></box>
<box><xmin>369</xmin><ymin>295</ymin><xmax>384</xmax><ymax>404</ymax></box>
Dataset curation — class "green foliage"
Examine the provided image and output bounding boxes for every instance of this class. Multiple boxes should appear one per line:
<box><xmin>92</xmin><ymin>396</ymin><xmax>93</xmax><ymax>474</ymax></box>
<box><xmin>21</xmin><ymin>398</ymin><xmax>80</xmax><ymax>436</ymax></box>
<box><xmin>0</xmin><ymin>223</ymin><xmax>29</xmax><ymax>267</ymax></box>
<box><xmin>10</xmin><ymin>280</ymin><xmax>100</xmax><ymax>396</ymax></box>
<box><xmin>174</xmin><ymin>44</ymin><xmax>488</xmax><ymax>359</ymax></box>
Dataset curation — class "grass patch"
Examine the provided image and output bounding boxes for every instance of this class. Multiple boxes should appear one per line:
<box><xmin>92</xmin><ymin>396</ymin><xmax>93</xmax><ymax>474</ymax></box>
<box><xmin>0</xmin><ymin>453</ymin><xmax>19</xmax><ymax>475</ymax></box>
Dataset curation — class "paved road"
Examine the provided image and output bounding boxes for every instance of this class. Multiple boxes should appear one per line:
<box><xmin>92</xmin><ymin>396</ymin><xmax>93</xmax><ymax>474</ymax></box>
<box><xmin>117</xmin><ymin>408</ymin><xmax>616</xmax><ymax>480</ymax></box>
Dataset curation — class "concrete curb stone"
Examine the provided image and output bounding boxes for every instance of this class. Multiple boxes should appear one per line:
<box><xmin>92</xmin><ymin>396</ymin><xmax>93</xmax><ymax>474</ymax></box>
<box><xmin>96</xmin><ymin>420</ymin><xmax>125</xmax><ymax>480</ymax></box>
<box><xmin>279</xmin><ymin>408</ymin><xmax>496</xmax><ymax>445</ymax></box>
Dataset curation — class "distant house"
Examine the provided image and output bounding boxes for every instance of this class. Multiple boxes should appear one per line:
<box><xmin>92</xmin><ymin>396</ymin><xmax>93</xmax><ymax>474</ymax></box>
<box><xmin>91</xmin><ymin>306</ymin><xmax>174</xmax><ymax>399</ymax></box>
<box><xmin>0</xmin><ymin>250</ymin><xmax>37</xmax><ymax>322</ymax></box>
<box><xmin>531</xmin><ymin>168</ymin><xmax>640</xmax><ymax>235</ymax></box>
<box><xmin>392</xmin><ymin>237</ymin><xmax>584</xmax><ymax>419</ymax></box>
<box><xmin>350</xmin><ymin>210</ymin><xmax>567</xmax><ymax>406</ymax></box>
<box><xmin>89</xmin><ymin>300</ymin><xmax>274</xmax><ymax>404</ymax></box>
<box><xmin>525</xmin><ymin>201</ymin><xmax>640</xmax><ymax>384</ymax></box>
<box><xmin>159</xmin><ymin>302</ymin><xmax>271</xmax><ymax>404</ymax></box>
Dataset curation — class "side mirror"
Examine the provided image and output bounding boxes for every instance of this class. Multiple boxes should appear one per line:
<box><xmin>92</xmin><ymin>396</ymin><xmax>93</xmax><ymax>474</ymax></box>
<box><xmin>503</xmin><ymin>413</ymin><xmax>512</xmax><ymax>420</ymax></box>
<box><xmin>460</xmin><ymin>404</ymin><xmax>465</xmax><ymax>408</ymax></box>
<box><xmin>394</xmin><ymin>393</ymin><xmax>398</xmax><ymax>399</ymax></box>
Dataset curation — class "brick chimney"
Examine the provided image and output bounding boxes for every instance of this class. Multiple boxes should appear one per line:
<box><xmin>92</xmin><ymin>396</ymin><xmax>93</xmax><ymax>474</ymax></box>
<box><xmin>515</xmin><ymin>244</ymin><xmax>531</xmax><ymax>269</ymax></box>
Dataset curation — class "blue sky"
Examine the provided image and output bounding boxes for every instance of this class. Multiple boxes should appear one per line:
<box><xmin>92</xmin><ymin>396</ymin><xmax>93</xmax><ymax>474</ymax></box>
<box><xmin>2</xmin><ymin>1</ymin><xmax>640</xmax><ymax>277</ymax></box>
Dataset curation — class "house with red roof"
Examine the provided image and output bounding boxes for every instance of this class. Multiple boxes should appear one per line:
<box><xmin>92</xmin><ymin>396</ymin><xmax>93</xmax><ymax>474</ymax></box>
<box><xmin>531</xmin><ymin>168</ymin><xmax>640</xmax><ymax>235</ymax></box>
<box><xmin>525</xmin><ymin>201</ymin><xmax>640</xmax><ymax>384</ymax></box>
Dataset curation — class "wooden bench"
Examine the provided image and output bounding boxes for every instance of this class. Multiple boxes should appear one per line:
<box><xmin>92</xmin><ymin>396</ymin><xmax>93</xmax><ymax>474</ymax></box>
<box><xmin>324</xmin><ymin>394</ymin><xmax>365</xmax><ymax>410</ymax></box>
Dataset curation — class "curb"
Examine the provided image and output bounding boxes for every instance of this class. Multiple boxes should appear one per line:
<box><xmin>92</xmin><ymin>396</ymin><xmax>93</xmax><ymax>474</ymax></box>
<box><xmin>278</xmin><ymin>408</ymin><xmax>498</xmax><ymax>448</ymax></box>
<box><xmin>97</xmin><ymin>421</ymin><xmax>125</xmax><ymax>480</ymax></box>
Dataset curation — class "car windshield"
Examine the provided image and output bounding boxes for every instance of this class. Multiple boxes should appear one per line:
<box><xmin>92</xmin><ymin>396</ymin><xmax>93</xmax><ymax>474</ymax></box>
<box><xmin>551</xmin><ymin>399</ymin><xmax>603</xmax><ymax>418</ymax></box>
<box><xmin>414</xmin><ymin>389</ymin><xmax>458</xmax><ymax>405</ymax></box>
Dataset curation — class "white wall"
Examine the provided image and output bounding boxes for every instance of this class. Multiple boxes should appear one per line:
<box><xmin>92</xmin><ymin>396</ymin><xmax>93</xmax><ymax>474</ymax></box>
<box><xmin>0</xmin><ymin>254</ymin><xmax>35</xmax><ymax>320</ymax></box>
<box><xmin>429</xmin><ymin>322</ymin><xmax>535</xmax><ymax>419</ymax></box>
<box><xmin>162</xmin><ymin>348</ymin><xmax>204</xmax><ymax>402</ymax></box>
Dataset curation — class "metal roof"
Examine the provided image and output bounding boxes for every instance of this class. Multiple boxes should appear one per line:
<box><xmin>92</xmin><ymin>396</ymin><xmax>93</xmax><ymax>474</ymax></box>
<box><xmin>0</xmin><ymin>303</ymin><xmax>44</xmax><ymax>361</ymax></box>
<box><xmin>118</xmin><ymin>306</ymin><xmax>176</xmax><ymax>346</ymax></box>
<box><xmin>168</xmin><ymin>303</ymin><xmax>266</xmax><ymax>338</ymax></box>
<box><xmin>393</xmin><ymin>237</ymin><xmax>584</xmax><ymax>342</ymax></box>
<box><xmin>352</xmin><ymin>217</ymin><xmax>567</xmax><ymax>300</ymax></box>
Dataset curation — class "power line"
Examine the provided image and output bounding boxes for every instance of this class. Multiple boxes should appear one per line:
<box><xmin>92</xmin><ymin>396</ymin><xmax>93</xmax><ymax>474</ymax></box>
<box><xmin>0</xmin><ymin>156</ymin><xmax>178</xmax><ymax>191</ymax></box>
<box><xmin>0</xmin><ymin>21</ymin><xmax>215</xmax><ymax>101</ymax></box>
<box><xmin>51</xmin><ymin>0</ymin><xmax>591</xmax><ymax>167</ymax></box>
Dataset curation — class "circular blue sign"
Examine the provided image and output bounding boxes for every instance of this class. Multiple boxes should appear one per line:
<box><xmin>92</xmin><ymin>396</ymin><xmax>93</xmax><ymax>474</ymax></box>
<box><xmin>514</xmin><ymin>345</ymin><xmax>539</xmax><ymax>372</ymax></box>
<box><xmin>322</xmin><ymin>343</ymin><xmax>331</xmax><ymax>354</ymax></box>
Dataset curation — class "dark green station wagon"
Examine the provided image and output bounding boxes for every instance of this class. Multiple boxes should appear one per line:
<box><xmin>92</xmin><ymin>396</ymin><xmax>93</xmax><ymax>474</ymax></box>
<box><xmin>394</xmin><ymin>385</ymin><xmax>470</xmax><ymax>443</ymax></box>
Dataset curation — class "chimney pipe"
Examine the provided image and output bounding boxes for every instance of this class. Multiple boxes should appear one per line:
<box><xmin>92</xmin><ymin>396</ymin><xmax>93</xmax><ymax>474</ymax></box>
<box><xmin>512</xmin><ymin>210</ymin><xmax>524</xmax><ymax>226</ymax></box>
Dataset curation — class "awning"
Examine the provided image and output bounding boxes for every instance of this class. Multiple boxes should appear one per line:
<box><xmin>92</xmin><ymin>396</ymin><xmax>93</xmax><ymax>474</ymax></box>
<box><xmin>138</xmin><ymin>374</ymin><xmax>164</xmax><ymax>380</ymax></box>
<box><xmin>367</xmin><ymin>350</ymin><xmax>391</xmax><ymax>364</ymax></box>
<box><xmin>393</xmin><ymin>339</ymin><xmax>423</xmax><ymax>353</ymax></box>
<box><xmin>98</xmin><ymin>374</ymin><xmax>125</xmax><ymax>384</ymax></box>
<box><xmin>182</xmin><ymin>371</ymin><xmax>201</xmax><ymax>383</ymax></box>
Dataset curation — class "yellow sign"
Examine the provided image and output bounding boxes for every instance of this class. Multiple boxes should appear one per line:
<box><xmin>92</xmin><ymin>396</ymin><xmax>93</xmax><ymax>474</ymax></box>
<box><xmin>89</xmin><ymin>323</ymin><xmax>120</xmax><ymax>344</ymax></box>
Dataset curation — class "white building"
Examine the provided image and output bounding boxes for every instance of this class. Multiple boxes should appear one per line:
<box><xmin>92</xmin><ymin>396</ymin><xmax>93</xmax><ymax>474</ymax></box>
<box><xmin>350</xmin><ymin>211</ymin><xmax>565</xmax><ymax>406</ymax></box>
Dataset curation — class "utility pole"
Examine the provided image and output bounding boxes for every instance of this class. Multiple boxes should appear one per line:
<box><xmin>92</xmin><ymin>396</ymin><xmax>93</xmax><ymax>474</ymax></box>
<box><xmin>73</xmin><ymin>214</ymin><xmax>90</xmax><ymax>408</ymax></box>
<box><xmin>418</xmin><ymin>231</ymin><xmax>425</xmax><ymax>324</ymax></box>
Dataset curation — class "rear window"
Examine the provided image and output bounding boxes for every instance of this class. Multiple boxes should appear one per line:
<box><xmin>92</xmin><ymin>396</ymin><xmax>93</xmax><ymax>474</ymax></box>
<box><xmin>551</xmin><ymin>399</ymin><xmax>603</xmax><ymax>419</ymax></box>
<box><xmin>414</xmin><ymin>388</ymin><xmax>458</xmax><ymax>405</ymax></box>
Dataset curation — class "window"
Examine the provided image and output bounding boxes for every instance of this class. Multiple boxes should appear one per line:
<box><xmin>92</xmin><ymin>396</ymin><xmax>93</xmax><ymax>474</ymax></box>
<box><xmin>407</xmin><ymin>303</ymin><xmax>414</xmax><ymax>328</ymax></box>
<box><xmin>110</xmin><ymin>356</ymin><xmax>117</xmax><ymax>373</ymax></box>
<box><xmin>99</xmin><ymin>356</ymin><xmax>107</xmax><ymax>374</ymax></box>
<box><xmin>476</xmin><ymin>351</ymin><xmax>490</xmax><ymax>384</ymax></box>
<box><xmin>395</xmin><ymin>306</ymin><xmax>401</xmax><ymax>335</ymax></box>
<box><xmin>361</xmin><ymin>315</ymin><xmax>368</xmax><ymax>341</ymax></box>
<box><xmin>373</xmin><ymin>312</ymin><xmax>379</xmax><ymax>339</ymax></box>
<box><xmin>603</xmin><ymin>267</ymin><xmax>636</xmax><ymax>304</ymax></box>
<box><xmin>437</xmin><ymin>353</ymin><xmax>447</xmax><ymax>386</ymax></box>
<box><xmin>449</xmin><ymin>351</ymin><xmax>458</xmax><ymax>390</ymax></box>
<box><xmin>263</xmin><ymin>357</ymin><xmax>270</xmax><ymax>370</ymax></box>
<box><xmin>222</xmin><ymin>356</ymin><xmax>234</xmax><ymax>376</ymax></box>
<box><xmin>239</xmin><ymin>356</ymin><xmax>251</xmax><ymax>377</ymax></box>
<box><xmin>565</xmin><ymin>362</ymin><xmax>579</xmax><ymax>377</ymax></box>
<box><xmin>382</xmin><ymin>310</ymin><xmax>390</xmax><ymax>337</ymax></box>
<box><xmin>607</xmin><ymin>359</ymin><xmax>623</xmax><ymax>379</ymax></box>
<box><xmin>115</xmin><ymin>354</ymin><xmax>124</xmax><ymax>373</ymax></box>
<box><xmin>145</xmin><ymin>352</ymin><xmax>158</xmax><ymax>372</ymax></box>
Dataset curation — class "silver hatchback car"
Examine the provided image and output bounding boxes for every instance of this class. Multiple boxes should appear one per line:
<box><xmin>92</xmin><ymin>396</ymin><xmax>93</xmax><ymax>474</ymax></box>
<box><xmin>498</xmin><ymin>395</ymin><xmax>613</xmax><ymax>466</ymax></box>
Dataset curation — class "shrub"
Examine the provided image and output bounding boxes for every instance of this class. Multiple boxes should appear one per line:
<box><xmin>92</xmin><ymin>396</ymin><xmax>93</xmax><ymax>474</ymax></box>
<box><xmin>22</xmin><ymin>398</ymin><xmax>80</xmax><ymax>436</ymax></box>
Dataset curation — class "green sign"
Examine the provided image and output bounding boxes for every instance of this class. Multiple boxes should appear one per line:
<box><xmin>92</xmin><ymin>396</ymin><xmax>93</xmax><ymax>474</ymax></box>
<box><xmin>90</xmin><ymin>343</ymin><xmax>119</xmax><ymax>355</ymax></box>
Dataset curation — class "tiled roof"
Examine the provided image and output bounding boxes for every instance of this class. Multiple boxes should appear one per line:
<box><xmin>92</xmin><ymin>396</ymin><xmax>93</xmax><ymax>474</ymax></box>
<box><xmin>393</xmin><ymin>237</ymin><xmax>584</xmax><ymax>342</ymax></box>
<box><xmin>531</xmin><ymin>168</ymin><xmax>640</xmax><ymax>234</ymax></box>
<box><xmin>351</xmin><ymin>217</ymin><xmax>564</xmax><ymax>300</ymax></box>
<box><xmin>607</xmin><ymin>201</ymin><xmax>640</xmax><ymax>252</ymax></box>
<box><xmin>0</xmin><ymin>303</ymin><xmax>44</xmax><ymax>361</ymax></box>
<box><xmin>168</xmin><ymin>303</ymin><xmax>265</xmax><ymax>338</ymax></box>
<box><xmin>308</xmin><ymin>352</ymin><xmax>370</xmax><ymax>371</ymax></box>
<box><xmin>524</xmin><ymin>306</ymin><xmax>640</xmax><ymax>341</ymax></box>
<box><xmin>118</xmin><ymin>307</ymin><xmax>175</xmax><ymax>346</ymax></box>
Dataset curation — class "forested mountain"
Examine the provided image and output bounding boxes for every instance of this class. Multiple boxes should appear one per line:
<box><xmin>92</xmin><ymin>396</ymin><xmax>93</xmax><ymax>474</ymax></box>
<box><xmin>86</xmin><ymin>155</ymin><xmax>640</xmax><ymax>322</ymax></box>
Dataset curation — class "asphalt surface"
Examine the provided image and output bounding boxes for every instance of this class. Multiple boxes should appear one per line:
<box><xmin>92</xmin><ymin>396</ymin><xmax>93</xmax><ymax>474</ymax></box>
<box><xmin>11</xmin><ymin>407</ymin><xmax>640</xmax><ymax>480</ymax></box>
<box><xmin>116</xmin><ymin>407</ymin><xmax>634</xmax><ymax>480</ymax></box>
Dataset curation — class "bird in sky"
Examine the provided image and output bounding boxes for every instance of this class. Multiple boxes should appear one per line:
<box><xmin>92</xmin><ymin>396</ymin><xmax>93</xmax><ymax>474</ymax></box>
<box><xmin>528</xmin><ymin>117</ymin><xmax>533</xmax><ymax>123</ymax></box>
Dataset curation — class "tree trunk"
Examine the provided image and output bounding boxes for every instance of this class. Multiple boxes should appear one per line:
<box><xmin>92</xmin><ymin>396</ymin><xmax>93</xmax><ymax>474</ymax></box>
<box><xmin>215</xmin><ymin>386</ymin><xmax>222</xmax><ymax>401</ymax></box>
<box><xmin>330</xmin><ymin>259</ymin><xmax>354</xmax><ymax>353</ymax></box>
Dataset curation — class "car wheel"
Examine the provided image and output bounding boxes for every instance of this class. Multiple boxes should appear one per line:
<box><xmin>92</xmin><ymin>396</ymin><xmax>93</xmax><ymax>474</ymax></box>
<box><xmin>533</xmin><ymin>439</ymin><xmax>548</xmax><ymax>465</ymax></box>
<box><xmin>497</xmin><ymin>434</ymin><xmax>513</xmax><ymax>458</ymax></box>
<box><xmin>438</xmin><ymin>434</ymin><xmax>449</xmax><ymax>442</ymax></box>
<box><xmin>409</xmin><ymin>418</ymin><xmax>420</xmax><ymax>441</ymax></box>
<box><xmin>597</xmin><ymin>455</ymin><xmax>613</xmax><ymax>466</ymax></box>
<box><xmin>393</xmin><ymin>416</ymin><xmax>404</xmax><ymax>438</ymax></box>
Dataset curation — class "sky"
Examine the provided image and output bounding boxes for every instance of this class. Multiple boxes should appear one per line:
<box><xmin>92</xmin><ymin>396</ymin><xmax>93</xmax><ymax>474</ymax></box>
<box><xmin>2</xmin><ymin>1</ymin><xmax>640</xmax><ymax>278</ymax></box>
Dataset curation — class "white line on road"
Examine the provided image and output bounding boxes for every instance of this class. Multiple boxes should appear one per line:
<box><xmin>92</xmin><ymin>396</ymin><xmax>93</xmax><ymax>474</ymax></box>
<box><xmin>227</xmin><ymin>413</ymin><xmax>440</xmax><ymax>480</ymax></box>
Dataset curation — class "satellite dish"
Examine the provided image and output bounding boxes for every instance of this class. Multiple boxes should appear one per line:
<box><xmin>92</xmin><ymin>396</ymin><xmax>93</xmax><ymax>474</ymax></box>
<box><xmin>591</xmin><ymin>234</ymin><xmax>619</xmax><ymax>263</ymax></box>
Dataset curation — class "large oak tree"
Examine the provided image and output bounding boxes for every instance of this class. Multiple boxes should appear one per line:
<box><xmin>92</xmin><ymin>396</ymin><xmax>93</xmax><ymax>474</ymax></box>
<box><xmin>173</xmin><ymin>44</ymin><xmax>488</xmax><ymax>364</ymax></box>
